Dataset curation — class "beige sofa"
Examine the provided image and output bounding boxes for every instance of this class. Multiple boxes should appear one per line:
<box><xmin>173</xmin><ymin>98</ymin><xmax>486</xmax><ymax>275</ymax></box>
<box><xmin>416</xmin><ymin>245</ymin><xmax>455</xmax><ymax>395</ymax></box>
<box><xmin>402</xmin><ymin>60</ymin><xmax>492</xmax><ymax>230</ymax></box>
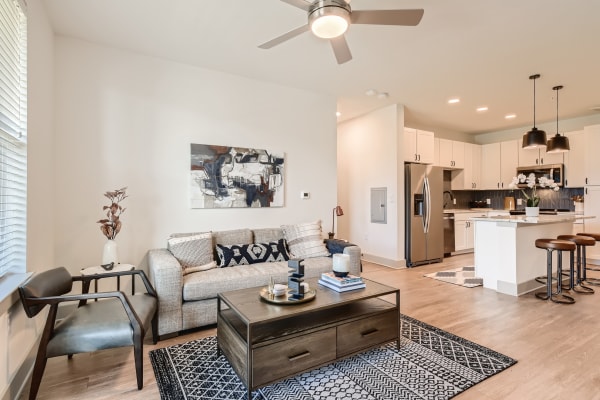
<box><xmin>148</xmin><ymin>227</ymin><xmax>361</xmax><ymax>338</ymax></box>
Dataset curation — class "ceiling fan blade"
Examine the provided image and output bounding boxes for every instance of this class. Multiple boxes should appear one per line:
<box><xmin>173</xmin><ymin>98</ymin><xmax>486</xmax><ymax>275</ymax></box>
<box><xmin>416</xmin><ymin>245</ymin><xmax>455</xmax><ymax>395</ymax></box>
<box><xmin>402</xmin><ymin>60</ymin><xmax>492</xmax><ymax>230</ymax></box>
<box><xmin>330</xmin><ymin>35</ymin><xmax>352</xmax><ymax>64</ymax></box>
<box><xmin>279</xmin><ymin>0</ymin><xmax>311</xmax><ymax>11</ymax></box>
<box><xmin>351</xmin><ymin>9</ymin><xmax>424</xmax><ymax>26</ymax></box>
<box><xmin>258</xmin><ymin>24</ymin><xmax>310</xmax><ymax>49</ymax></box>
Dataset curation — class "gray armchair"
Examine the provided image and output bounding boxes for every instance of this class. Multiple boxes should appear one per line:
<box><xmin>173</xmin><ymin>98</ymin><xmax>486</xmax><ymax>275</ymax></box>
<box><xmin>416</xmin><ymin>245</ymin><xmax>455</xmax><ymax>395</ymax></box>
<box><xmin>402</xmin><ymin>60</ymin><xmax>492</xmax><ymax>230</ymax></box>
<box><xmin>18</xmin><ymin>267</ymin><xmax>158</xmax><ymax>399</ymax></box>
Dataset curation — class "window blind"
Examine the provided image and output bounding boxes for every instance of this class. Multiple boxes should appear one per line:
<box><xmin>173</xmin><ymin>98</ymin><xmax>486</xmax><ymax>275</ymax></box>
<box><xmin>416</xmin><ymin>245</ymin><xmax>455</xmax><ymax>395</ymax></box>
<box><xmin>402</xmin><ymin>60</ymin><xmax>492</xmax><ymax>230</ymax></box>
<box><xmin>0</xmin><ymin>0</ymin><xmax>27</xmax><ymax>277</ymax></box>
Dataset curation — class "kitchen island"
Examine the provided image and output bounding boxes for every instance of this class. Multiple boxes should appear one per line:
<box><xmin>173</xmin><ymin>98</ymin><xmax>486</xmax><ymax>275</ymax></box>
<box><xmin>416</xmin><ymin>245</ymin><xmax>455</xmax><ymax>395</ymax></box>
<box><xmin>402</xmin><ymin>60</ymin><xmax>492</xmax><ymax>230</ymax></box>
<box><xmin>471</xmin><ymin>214</ymin><xmax>581</xmax><ymax>296</ymax></box>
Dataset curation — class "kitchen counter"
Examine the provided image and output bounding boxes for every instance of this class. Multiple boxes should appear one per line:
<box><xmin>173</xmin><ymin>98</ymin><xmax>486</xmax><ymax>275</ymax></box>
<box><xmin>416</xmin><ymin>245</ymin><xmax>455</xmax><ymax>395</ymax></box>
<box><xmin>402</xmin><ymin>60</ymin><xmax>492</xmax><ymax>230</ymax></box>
<box><xmin>472</xmin><ymin>215</ymin><xmax>582</xmax><ymax>296</ymax></box>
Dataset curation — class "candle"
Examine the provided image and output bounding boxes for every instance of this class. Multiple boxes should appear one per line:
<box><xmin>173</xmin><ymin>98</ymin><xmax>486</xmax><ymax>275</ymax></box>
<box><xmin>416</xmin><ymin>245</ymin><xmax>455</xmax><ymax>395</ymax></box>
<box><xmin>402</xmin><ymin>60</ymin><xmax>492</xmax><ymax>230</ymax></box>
<box><xmin>332</xmin><ymin>253</ymin><xmax>350</xmax><ymax>277</ymax></box>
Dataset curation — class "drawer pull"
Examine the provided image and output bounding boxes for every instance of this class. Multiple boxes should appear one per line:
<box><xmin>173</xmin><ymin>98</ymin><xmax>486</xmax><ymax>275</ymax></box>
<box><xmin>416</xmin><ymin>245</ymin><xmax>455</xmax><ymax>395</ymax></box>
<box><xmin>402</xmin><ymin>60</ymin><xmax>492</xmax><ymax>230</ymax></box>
<box><xmin>361</xmin><ymin>328</ymin><xmax>378</xmax><ymax>337</ymax></box>
<box><xmin>288</xmin><ymin>351</ymin><xmax>310</xmax><ymax>362</ymax></box>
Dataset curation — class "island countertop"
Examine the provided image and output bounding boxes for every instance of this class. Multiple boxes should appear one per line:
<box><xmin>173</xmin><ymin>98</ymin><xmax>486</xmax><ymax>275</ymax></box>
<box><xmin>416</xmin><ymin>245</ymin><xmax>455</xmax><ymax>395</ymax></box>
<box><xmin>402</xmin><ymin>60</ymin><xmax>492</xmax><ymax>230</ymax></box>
<box><xmin>470</xmin><ymin>214</ymin><xmax>588</xmax><ymax>225</ymax></box>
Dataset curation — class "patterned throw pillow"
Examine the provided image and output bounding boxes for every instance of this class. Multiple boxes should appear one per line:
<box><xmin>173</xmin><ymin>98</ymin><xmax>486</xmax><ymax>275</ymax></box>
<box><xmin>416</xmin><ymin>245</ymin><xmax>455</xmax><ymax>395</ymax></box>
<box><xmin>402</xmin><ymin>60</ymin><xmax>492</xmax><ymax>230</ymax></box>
<box><xmin>167</xmin><ymin>233</ymin><xmax>214</xmax><ymax>275</ymax></box>
<box><xmin>216</xmin><ymin>239</ymin><xmax>290</xmax><ymax>268</ymax></box>
<box><xmin>281</xmin><ymin>220</ymin><xmax>330</xmax><ymax>259</ymax></box>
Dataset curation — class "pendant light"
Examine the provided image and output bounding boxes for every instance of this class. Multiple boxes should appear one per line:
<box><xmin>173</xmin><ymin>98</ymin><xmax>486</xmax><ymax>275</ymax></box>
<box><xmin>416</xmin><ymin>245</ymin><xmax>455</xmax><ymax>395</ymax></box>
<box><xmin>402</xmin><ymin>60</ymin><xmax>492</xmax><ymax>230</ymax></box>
<box><xmin>522</xmin><ymin>74</ymin><xmax>547</xmax><ymax>149</ymax></box>
<box><xmin>546</xmin><ymin>85</ymin><xmax>570</xmax><ymax>153</ymax></box>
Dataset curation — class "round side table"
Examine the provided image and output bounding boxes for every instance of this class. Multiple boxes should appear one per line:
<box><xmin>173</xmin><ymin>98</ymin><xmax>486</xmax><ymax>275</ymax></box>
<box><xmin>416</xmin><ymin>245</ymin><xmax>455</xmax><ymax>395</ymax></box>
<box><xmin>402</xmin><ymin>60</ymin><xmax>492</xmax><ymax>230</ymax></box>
<box><xmin>80</xmin><ymin>263</ymin><xmax>135</xmax><ymax>295</ymax></box>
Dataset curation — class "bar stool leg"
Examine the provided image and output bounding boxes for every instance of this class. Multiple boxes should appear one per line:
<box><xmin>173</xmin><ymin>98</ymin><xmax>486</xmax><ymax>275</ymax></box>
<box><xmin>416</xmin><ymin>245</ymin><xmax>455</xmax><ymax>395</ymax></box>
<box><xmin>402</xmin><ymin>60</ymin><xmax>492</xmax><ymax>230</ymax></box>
<box><xmin>551</xmin><ymin>250</ymin><xmax>575</xmax><ymax>304</ymax></box>
<box><xmin>583</xmin><ymin>246</ymin><xmax>600</xmax><ymax>286</ymax></box>
<box><xmin>535</xmin><ymin>250</ymin><xmax>553</xmax><ymax>301</ymax></box>
<box><xmin>573</xmin><ymin>244</ymin><xmax>594</xmax><ymax>294</ymax></box>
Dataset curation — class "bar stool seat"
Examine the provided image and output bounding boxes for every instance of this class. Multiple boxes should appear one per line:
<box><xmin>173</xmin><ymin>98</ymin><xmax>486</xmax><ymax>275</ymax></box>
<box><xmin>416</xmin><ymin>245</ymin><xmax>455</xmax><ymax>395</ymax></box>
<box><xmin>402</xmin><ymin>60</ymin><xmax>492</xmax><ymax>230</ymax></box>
<box><xmin>534</xmin><ymin>239</ymin><xmax>576</xmax><ymax>304</ymax></box>
<box><xmin>577</xmin><ymin>232</ymin><xmax>600</xmax><ymax>285</ymax></box>
<box><xmin>557</xmin><ymin>235</ymin><xmax>595</xmax><ymax>294</ymax></box>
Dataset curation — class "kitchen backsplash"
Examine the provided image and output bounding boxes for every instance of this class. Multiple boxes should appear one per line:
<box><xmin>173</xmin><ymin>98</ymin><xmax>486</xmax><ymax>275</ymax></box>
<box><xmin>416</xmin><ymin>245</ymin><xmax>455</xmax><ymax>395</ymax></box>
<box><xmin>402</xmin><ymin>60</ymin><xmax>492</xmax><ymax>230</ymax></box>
<box><xmin>450</xmin><ymin>187</ymin><xmax>585</xmax><ymax>211</ymax></box>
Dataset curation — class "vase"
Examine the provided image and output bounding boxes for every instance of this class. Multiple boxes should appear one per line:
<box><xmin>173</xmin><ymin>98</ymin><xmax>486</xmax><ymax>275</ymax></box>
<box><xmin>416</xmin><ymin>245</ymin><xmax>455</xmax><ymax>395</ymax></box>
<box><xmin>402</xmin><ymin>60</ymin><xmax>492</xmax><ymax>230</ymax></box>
<box><xmin>525</xmin><ymin>207</ymin><xmax>539</xmax><ymax>217</ymax></box>
<box><xmin>102</xmin><ymin>239</ymin><xmax>119</xmax><ymax>265</ymax></box>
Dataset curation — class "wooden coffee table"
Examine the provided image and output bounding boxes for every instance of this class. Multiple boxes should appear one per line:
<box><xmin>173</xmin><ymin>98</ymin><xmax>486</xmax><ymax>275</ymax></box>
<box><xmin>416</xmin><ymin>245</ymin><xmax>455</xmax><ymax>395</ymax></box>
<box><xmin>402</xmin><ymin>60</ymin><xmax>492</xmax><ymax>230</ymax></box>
<box><xmin>217</xmin><ymin>277</ymin><xmax>400</xmax><ymax>399</ymax></box>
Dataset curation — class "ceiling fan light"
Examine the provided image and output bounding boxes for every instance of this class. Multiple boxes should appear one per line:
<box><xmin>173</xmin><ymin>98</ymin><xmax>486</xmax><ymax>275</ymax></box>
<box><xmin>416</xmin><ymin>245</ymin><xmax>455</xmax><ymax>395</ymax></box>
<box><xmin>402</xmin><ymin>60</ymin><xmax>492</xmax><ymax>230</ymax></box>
<box><xmin>546</xmin><ymin>134</ymin><xmax>570</xmax><ymax>153</ymax></box>
<box><xmin>522</xmin><ymin>127</ymin><xmax>547</xmax><ymax>149</ymax></box>
<box><xmin>309</xmin><ymin>5</ymin><xmax>350</xmax><ymax>39</ymax></box>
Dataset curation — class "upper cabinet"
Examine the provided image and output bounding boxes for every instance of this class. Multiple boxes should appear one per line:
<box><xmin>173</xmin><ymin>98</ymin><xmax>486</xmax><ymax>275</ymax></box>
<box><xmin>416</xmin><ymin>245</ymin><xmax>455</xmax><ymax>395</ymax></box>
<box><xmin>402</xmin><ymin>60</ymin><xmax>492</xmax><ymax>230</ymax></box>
<box><xmin>518</xmin><ymin>146</ymin><xmax>563</xmax><ymax>167</ymax></box>
<box><xmin>437</xmin><ymin>139</ymin><xmax>465</xmax><ymax>169</ymax></box>
<box><xmin>451</xmin><ymin>143</ymin><xmax>481</xmax><ymax>190</ymax></box>
<box><xmin>404</xmin><ymin>128</ymin><xmax>434</xmax><ymax>164</ymax></box>
<box><xmin>480</xmin><ymin>140</ymin><xmax>519</xmax><ymax>190</ymax></box>
<box><xmin>564</xmin><ymin>130</ymin><xmax>585</xmax><ymax>188</ymax></box>
<box><xmin>584</xmin><ymin>124</ymin><xmax>600</xmax><ymax>185</ymax></box>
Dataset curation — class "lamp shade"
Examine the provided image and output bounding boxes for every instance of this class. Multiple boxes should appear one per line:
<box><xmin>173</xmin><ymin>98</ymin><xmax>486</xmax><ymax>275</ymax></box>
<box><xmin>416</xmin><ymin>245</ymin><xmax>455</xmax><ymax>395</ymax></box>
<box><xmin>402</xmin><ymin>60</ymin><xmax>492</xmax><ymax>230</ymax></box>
<box><xmin>546</xmin><ymin>133</ymin><xmax>570</xmax><ymax>153</ymax></box>
<box><xmin>522</xmin><ymin>127</ymin><xmax>547</xmax><ymax>149</ymax></box>
<box><xmin>309</xmin><ymin>5</ymin><xmax>350</xmax><ymax>39</ymax></box>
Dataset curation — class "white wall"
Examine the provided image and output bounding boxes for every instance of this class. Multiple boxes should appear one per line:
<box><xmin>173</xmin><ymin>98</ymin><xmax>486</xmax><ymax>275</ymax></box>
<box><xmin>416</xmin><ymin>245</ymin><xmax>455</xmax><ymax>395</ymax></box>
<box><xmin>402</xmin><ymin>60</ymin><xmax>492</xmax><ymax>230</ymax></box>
<box><xmin>52</xmin><ymin>37</ymin><xmax>338</xmax><ymax>273</ymax></box>
<box><xmin>337</xmin><ymin>104</ymin><xmax>405</xmax><ymax>267</ymax></box>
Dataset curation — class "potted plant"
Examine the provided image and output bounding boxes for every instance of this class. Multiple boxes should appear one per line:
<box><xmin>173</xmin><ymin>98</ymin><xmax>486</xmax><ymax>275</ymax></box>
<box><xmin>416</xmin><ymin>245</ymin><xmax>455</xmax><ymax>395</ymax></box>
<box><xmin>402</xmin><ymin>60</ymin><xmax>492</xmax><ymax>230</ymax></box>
<box><xmin>509</xmin><ymin>173</ymin><xmax>558</xmax><ymax>216</ymax></box>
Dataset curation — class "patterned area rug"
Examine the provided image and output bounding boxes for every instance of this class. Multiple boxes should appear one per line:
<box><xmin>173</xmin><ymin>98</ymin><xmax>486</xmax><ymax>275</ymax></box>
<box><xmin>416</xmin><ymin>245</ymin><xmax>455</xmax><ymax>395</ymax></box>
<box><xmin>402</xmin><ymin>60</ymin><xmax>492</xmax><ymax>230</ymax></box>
<box><xmin>149</xmin><ymin>315</ymin><xmax>515</xmax><ymax>400</ymax></box>
<box><xmin>424</xmin><ymin>266</ymin><xmax>483</xmax><ymax>288</ymax></box>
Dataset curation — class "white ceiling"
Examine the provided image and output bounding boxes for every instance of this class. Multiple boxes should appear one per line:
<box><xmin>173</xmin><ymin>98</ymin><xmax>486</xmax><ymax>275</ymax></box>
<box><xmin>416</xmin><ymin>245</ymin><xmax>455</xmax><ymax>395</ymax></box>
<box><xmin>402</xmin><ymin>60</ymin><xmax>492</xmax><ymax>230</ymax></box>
<box><xmin>41</xmin><ymin>0</ymin><xmax>600</xmax><ymax>134</ymax></box>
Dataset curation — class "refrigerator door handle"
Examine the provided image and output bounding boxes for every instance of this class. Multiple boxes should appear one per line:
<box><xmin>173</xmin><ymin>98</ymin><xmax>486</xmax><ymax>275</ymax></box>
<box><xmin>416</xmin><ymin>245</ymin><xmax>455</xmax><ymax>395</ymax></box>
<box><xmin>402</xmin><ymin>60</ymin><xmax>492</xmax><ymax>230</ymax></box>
<box><xmin>423</xmin><ymin>177</ymin><xmax>431</xmax><ymax>233</ymax></box>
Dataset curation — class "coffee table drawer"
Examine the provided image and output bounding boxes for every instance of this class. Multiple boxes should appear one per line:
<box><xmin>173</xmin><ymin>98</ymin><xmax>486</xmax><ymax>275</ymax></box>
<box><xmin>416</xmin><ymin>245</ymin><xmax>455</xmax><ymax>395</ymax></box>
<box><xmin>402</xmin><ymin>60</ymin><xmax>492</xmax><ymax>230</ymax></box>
<box><xmin>337</xmin><ymin>310</ymin><xmax>398</xmax><ymax>356</ymax></box>
<box><xmin>252</xmin><ymin>327</ymin><xmax>336</xmax><ymax>387</ymax></box>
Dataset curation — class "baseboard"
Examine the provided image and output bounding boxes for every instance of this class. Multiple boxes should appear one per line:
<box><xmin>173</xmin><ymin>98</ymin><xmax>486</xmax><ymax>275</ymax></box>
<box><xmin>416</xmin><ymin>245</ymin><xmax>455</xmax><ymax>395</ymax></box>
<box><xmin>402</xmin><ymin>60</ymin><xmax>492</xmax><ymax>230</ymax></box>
<box><xmin>361</xmin><ymin>253</ymin><xmax>406</xmax><ymax>269</ymax></box>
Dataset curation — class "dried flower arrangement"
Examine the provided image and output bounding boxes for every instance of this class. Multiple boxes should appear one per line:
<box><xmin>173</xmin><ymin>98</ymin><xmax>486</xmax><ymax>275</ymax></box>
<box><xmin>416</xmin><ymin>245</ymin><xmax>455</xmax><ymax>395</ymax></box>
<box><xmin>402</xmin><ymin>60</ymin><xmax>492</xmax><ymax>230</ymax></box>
<box><xmin>97</xmin><ymin>187</ymin><xmax>127</xmax><ymax>240</ymax></box>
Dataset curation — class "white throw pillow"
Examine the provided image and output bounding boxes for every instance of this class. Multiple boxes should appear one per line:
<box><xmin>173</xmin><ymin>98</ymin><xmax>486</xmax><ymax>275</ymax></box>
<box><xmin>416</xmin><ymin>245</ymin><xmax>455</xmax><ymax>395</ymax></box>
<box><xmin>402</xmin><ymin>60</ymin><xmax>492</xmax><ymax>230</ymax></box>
<box><xmin>167</xmin><ymin>232</ymin><xmax>214</xmax><ymax>275</ymax></box>
<box><xmin>281</xmin><ymin>220</ymin><xmax>330</xmax><ymax>259</ymax></box>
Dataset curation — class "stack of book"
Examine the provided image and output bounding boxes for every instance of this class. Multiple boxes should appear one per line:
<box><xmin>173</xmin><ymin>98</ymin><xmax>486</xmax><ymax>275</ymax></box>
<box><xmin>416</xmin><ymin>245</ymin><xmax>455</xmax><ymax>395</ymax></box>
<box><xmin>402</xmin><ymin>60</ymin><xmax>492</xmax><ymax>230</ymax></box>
<box><xmin>318</xmin><ymin>272</ymin><xmax>365</xmax><ymax>292</ymax></box>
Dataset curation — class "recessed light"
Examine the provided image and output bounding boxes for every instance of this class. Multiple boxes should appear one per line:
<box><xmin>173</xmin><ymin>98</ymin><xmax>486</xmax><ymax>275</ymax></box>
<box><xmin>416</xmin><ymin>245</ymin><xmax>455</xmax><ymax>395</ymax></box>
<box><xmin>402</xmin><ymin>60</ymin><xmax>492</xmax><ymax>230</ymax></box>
<box><xmin>505</xmin><ymin>114</ymin><xmax>516</xmax><ymax>119</ymax></box>
<box><xmin>377</xmin><ymin>92</ymin><xmax>389</xmax><ymax>99</ymax></box>
<box><xmin>448</xmin><ymin>98</ymin><xmax>460</xmax><ymax>104</ymax></box>
<box><xmin>365</xmin><ymin>89</ymin><xmax>377</xmax><ymax>96</ymax></box>
<box><xmin>336</xmin><ymin>111</ymin><xmax>341</xmax><ymax>117</ymax></box>
<box><xmin>476</xmin><ymin>106</ymin><xmax>488</xmax><ymax>112</ymax></box>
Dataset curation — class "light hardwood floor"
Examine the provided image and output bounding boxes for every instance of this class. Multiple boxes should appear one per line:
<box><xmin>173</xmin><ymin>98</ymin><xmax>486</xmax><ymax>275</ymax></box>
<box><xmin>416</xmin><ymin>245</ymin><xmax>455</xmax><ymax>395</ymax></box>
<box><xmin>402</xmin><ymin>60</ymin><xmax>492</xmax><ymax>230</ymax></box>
<box><xmin>19</xmin><ymin>254</ymin><xmax>600</xmax><ymax>399</ymax></box>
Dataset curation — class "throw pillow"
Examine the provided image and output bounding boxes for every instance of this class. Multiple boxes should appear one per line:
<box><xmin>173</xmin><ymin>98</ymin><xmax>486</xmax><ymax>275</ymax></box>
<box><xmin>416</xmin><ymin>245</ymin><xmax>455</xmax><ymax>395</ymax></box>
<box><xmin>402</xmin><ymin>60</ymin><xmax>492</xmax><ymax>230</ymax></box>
<box><xmin>167</xmin><ymin>233</ymin><xmax>213</xmax><ymax>275</ymax></box>
<box><xmin>281</xmin><ymin>220</ymin><xmax>330</xmax><ymax>259</ymax></box>
<box><xmin>216</xmin><ymin>239</ymin><xmax>290</xmax><ymax>268</ymax></box>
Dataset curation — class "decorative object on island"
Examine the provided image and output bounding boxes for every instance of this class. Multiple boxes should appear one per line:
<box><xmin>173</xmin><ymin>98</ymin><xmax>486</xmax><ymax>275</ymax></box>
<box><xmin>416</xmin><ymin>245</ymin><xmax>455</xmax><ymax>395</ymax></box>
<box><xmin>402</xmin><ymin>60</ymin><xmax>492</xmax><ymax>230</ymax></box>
<box><xmin>328</xmin><ymin>205</ymin><xmax>344</xmax><ymax>239</ymax></box>
<box><xmin>509</xmin><ymin>173</ymin><xmax>559</xmax><ymax>207</ymax></box>
<box><xmin>97</xmin><ymin>187</ymin><xmax>127</xmax><ymax>265</ymax></box>
<box><xmin>189</xmin><ymin>143</ymin><xmax>284</xmax><ymax>208</ymax></box>
<box><xmin>318</xmin><ymin>271</ymin><xmax>365</xmax><ymax>292</ymax></box>
<box><xmin>332</xmin><ymin>253</ymin><xmax>350</xmax><ymax>277</ymax></box>
<box><xmin>287</xmin><ymin>259</ymin><xmax>306</xmax><ymax>300</ymax></box>
<box><xmin>546</xmin><ymin>85</ymin><xmax>570</xmax><ymax>153</ymax></box>
<box><xmin>522</xmin><ymin>74</ymin><xmax>547</xmax><ymax>149</ymax></box>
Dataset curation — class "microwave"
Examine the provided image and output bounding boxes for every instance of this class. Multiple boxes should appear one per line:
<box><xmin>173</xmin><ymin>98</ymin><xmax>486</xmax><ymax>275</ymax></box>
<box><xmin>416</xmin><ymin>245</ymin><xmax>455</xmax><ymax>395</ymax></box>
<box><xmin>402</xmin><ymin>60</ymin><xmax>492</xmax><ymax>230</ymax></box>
<box><xmin>515</xmin><ymin>164</ymin><xmax>563</xmax><ymax>187</ymax></box>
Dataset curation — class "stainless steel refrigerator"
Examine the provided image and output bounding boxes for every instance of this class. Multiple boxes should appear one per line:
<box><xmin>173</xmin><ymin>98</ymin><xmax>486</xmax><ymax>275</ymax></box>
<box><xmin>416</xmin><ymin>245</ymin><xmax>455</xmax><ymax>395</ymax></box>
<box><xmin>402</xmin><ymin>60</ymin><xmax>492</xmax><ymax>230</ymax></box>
<box><xmin>405</xmin><ymin>163</ymin><xmax>444</xmax><ymax>267</ymax></box>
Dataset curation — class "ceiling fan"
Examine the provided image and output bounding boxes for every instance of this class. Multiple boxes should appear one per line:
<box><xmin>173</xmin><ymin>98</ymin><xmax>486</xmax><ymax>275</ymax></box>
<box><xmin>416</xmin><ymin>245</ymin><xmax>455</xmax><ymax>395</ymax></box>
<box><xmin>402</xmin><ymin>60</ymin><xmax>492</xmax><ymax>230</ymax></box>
<box><xmin>258</xmin><ymin>0</ymin><xmax>424</xmax><ymax>64</ymax></box>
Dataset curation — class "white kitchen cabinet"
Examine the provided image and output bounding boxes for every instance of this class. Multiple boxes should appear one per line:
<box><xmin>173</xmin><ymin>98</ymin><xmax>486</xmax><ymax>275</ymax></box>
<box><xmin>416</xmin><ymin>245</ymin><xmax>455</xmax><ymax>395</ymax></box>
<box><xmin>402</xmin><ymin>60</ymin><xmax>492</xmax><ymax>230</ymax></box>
<box><xmin>404</xmin><ymin>128</ymin><xmax>434</xmax><ymax>164</ymax></box>
<box><xmin>451</xmin><ymin>143</ymin><xmax>481</xmax><ymax>190</ymax></box>
<box><xmin>480</xmin><ymin>140</ymin><xmax>519</xmax><ymax>190</ymax></box>
<box><xmin>437</xmin><ymin>138</ymin><xmax>465</xmax><ymax>169</ymax></box>
<box><xmin>519</xmin><ymin>146</ymin><xmax>563</xmax><ymax>167</ymax></box>
<box><xmin>563</xmin><ymin>130</ymin><xmax>585</xmax><ymax>188</ymax></box>
<box><xmin>583</xmin><ymin>185</ymin><xmax>600</xmax><ymax>263</ymax></box>
<box><xmin>584</xmin><ymin>124</ymin><xmax>600</xmax><ymax>185</ymax></box>
<box><xmin>454</xmin><ymin>211</ymin><xmax>488</xmax><ymax>252</ymax></box>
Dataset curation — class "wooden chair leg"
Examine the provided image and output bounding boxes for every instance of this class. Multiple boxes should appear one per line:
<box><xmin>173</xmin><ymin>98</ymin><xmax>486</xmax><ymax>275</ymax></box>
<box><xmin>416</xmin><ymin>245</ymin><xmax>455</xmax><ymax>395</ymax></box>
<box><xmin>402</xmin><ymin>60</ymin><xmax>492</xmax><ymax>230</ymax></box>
<box><xmin>151</xmin><ymin>312</ymin><xmax>158</xmax><ymax>344</ymax></box>
<box><xmin>134</xmin><ymin>339</ymin><xmax>143</xmax><ymax>390</ymax></box>
<box><xmin>28</xmin><ymin>356</ymin><xmax>48</xmax><ymax>400</ymax></box>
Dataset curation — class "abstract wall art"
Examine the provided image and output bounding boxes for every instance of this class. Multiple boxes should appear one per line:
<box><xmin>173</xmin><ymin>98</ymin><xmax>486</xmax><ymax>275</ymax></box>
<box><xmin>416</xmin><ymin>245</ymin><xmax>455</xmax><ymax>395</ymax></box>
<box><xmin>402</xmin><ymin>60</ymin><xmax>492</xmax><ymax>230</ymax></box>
<box><xmin>190</xmin><ymin>144</ymin><xmax>284</xmax><ymax>208</ymax></box>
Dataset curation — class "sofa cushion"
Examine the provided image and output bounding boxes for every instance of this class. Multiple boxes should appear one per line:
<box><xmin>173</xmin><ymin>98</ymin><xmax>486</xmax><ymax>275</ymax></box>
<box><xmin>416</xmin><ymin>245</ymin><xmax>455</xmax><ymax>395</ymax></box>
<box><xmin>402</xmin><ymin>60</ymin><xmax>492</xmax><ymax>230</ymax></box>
<box><xmin>281</xmin><ymin>220</ymin><xmax>330</xmax><ymax>259</ymax></box>
<box><xmin>167</xmin><ymin>233</ymin><xmax>214</xmax><ymax>275</ymax></box>
<box><xmin>213</xmin><ymin>229</ymin><xmax>253</xmax><ymax>246</ymax></box>
<box><xmin>182</xmin><ymin>256</ymin><xmax>333</xmax><ymax>301</ymax></box>
<box><xmin>253</xmin><ymin>228</ymin><xmax>284</xmax><ymax>243</ymax></box>
<box><xmin>216</xmin><ymin>239</ymin><xmax>290</xmax><ymax>267</ymax></box>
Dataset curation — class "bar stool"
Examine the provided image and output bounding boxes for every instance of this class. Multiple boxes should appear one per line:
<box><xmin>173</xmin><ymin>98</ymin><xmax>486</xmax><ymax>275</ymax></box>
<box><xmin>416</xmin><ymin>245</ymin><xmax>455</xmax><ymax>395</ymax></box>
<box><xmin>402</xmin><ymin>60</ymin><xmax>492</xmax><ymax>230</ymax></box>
<box><xmin>557</xmin><ymin>235</ymin><xmax>595</xmax><ymax>294</ymax></box>
<box><xmin>577</xmin><ymin>232</ymin><xmax>600</xmax><ymax>286</ymax></box>
<box><xmin>534</xmin><ymin>239</ymin><xmax>576</xmax><ymax>304</ymax></box>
